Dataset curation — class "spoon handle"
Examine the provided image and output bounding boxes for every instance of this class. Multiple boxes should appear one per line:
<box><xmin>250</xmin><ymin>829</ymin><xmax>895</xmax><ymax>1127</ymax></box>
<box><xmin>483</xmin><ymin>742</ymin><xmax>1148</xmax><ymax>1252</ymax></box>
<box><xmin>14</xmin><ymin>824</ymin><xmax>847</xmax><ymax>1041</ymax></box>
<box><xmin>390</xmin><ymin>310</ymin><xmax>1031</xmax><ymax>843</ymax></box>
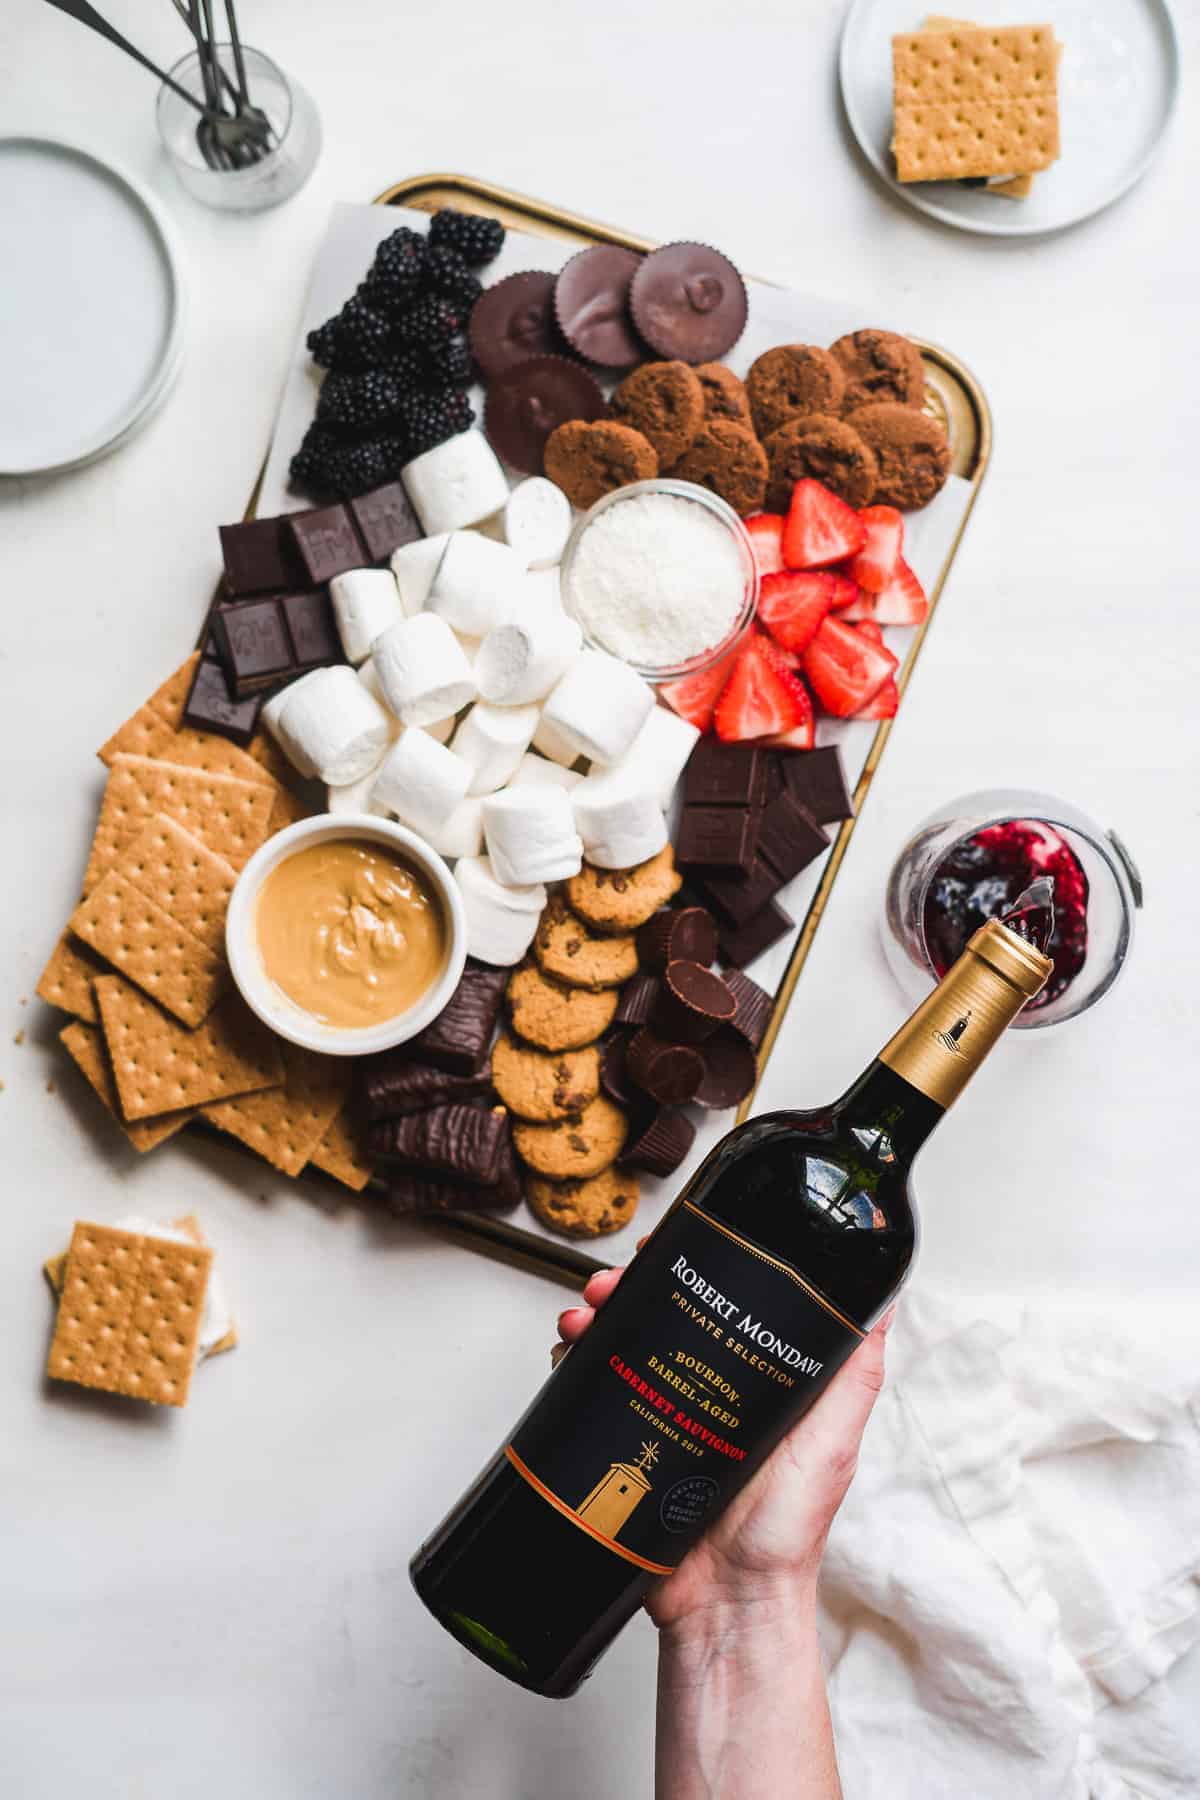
<box><xmin>39</xmin><ymin>0</ymin><xmax>210</xmax><ymax>112</ymax></box>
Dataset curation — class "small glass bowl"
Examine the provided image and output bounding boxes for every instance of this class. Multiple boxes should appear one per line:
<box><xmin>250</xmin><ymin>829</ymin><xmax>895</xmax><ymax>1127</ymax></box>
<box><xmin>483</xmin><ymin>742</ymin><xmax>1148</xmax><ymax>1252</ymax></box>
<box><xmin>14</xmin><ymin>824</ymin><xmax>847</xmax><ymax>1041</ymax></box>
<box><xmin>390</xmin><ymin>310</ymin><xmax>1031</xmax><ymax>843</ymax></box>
<box><xmin>156</xmin><ymin>46</ymin><xmax>321</xmax><ymax>213</ymax></box>
<box><xmin>881</xmin><ymin>789</ymin><xmax>1143</xmax><ymax>1030</ymax></box>
<box><xmin>559</xmin><ymin>478</ymin><xmax>759</xmax><ymax>683</ymax></box>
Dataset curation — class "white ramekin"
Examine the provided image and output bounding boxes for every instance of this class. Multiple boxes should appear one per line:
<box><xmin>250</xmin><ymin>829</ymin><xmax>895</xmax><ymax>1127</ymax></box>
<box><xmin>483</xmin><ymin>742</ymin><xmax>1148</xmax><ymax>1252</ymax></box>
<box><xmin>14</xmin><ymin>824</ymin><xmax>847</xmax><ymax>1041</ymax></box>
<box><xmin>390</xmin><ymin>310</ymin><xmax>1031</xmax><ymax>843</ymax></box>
<box><xmin>225</xmin><ymin>814</ymin><xmax>467</xmax><ymax>1057</ymax></box>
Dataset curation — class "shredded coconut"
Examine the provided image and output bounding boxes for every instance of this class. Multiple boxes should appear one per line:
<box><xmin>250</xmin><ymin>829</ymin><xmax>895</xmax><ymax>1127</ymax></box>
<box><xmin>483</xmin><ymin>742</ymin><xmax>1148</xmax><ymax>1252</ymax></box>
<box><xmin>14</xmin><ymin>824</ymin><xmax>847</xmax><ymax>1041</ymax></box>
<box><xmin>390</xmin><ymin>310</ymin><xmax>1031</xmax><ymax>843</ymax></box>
<box><xmin>566</xmin><ymin>492</ymin><xmax>746</xmax><ymax>669</ymax></box>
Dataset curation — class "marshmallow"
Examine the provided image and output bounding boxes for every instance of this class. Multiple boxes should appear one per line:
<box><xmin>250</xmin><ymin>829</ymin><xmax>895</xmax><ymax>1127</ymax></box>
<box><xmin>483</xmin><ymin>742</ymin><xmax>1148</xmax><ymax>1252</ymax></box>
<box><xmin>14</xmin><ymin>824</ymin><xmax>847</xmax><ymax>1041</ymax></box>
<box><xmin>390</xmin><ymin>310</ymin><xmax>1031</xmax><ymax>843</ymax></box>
<box><xmin>451</xmin><ymin>702</ymin><xmax>539</xmax><ymax>795</ymax></box>
<box><xmin>326</xmin><ymin>774</ymin><xmax>390</xmax><ymax>817</ymax></box>
<box><xmin>401</xmin><ymin>431</ymin><xmax>509</xmax><ymax>535</ymax></box>
<box><xmin>455</xmin><ymin>856</ymin><xmax>546</xmax><ymax>967</ymax></box>
<box><xmin>357</xmin><ymin>657</ymin><xmax>403</xmax><ymax>742</ymax></box>
<box><xmin>502</xmin><ymin>477</ymin><xmax>573</xmax><ymax>569</ymax></box>
<box><xmin>475</xmin><ymin>612</ymin><xmax>582</xmax><ymax>706</ymax></box>
<box><xmin>329</xmin><ymin>568</ymin><xmax>404</xmax><ymax>664</ymax></box>
<box><xmin>523</xmin><ymin>566</ymin><xmax>564</xmax><ymax>615</ymax></box>
<box><xmin>426</xmin><ymin>533</ymin><xmax>525</xmax><ymax>639</ymax></box>
<box><xmin>600</xmin><ymin>703</ymin><xmax>701</xmax><ymax>807</ymax></box>
<box><xmin>482</xmin><ymin>786</ymin><xmax>584</xmax><ymax>886</ymax></box>
<box><xmin>425</xmin><ymin>796</ymin><xmax>485</xmax><ymax>861</ymax></box>
<box><xmin>531</xmin><ymin>711</ymin><xmax>581</xmax><ymax>767</ymax></box>
<box><xmin>571</xmin><ymin>765</ymin><xmax>669</xmax><ymax>870</ymax></box>
<box><xmin>539</xmin><ymin>649</ymin><xmax>655</xmax><ymax>766</ymax></box>
<box><xmin>261</xmin><ymin>671</ymin><xmax>324</xmax><ymax>774</ymax></box>
<box><xmin>511</xmin><ymin>753</ymin><xmax>583</xmax><ymax>793</ymax></box>
<box><xmin>391</xmin><ymin>534</ymin><xmax>449</xmax><ymax>613</ymax></box>
<box><xmin>369</xmin><ymin>728</ymin><xmax>472</xmax><ymax>835</ymax></box>
<box><xmin>372</xmin><ymin>612</ymin><xmax>477</xmax><ymax>727</ymax></box>
<box><xmin>273</xmin><ymin>665</ymin><xmax>391</xmax><ymax>787</ymax></box>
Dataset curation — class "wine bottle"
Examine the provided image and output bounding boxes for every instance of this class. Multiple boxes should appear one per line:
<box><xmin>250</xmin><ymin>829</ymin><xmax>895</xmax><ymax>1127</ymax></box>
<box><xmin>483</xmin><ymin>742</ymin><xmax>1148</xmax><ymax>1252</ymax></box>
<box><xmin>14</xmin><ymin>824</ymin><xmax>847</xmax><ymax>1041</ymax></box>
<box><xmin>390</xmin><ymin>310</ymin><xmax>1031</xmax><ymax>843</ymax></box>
<box><xmin>411</xmin><ymin>894</ymin><xmax>1054</xmax><ymax>1697</ymax></box>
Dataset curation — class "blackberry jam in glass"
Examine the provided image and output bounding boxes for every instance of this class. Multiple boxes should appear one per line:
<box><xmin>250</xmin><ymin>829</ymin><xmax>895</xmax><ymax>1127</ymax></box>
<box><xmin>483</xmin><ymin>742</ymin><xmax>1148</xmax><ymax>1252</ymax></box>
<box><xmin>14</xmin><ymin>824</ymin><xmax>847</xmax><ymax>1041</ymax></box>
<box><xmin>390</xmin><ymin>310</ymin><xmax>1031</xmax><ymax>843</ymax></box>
<box><xmin>883</xmin><ymin>790</ymin><xmax>1142</xmax><ymax>1028</ymax></box>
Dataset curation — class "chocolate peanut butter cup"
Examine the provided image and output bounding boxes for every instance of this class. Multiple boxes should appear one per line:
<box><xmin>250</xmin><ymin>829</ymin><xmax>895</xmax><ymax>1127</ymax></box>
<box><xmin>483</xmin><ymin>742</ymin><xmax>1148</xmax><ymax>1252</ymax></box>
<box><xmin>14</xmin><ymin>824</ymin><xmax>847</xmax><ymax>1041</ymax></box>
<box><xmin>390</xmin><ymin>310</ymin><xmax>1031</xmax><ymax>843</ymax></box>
<box><xmin>635</xmin><ymin>906</ymin><xmax>718</xmax><ymax>974</ymax></box>
<box><xmin>693</xmin><ymin>1028</ymin><xmax>757</xmax><ymax>1110</ymax></box>
<box><xmin>652</xmin><ymin>960</ymin><xmax>736</xmax><ymax>1044</ymax></box>
<box><xmin>629</xmin><ymin>243</ymin><xmax>748</xmax><ymax>365</ymax></box>
<box><xmin>484</xmin><ymin>354</ymin><xmax>606</xmax><ymax>476</ymax></box>
<box><xmin>721</xmin><ymin>968</ymin><xmax>773</xmax><ymax>1052</ymax></box>
<box><xmin>620</xmin><ymin>1107</ymin><xmax>696</xmax><ymax>1179</ymax></box>
<box><xmin>614</xmin><ymin>973</ymin><xmax>660</xmax><ymax>1029</ymax></box>
<box><xmin>553</xmin><ymin>245</ymin><xmax>644</xmax><ymax>368</ymax></box>
<box><xmin>469</xmin><ymin>271</ymin><xmax>563</xmax><ymax>380</ymax></box>
<box><xmin>625</xmin><ymin>1029</ymin><xmax>705</xmax><ymax>1106</ymax></box>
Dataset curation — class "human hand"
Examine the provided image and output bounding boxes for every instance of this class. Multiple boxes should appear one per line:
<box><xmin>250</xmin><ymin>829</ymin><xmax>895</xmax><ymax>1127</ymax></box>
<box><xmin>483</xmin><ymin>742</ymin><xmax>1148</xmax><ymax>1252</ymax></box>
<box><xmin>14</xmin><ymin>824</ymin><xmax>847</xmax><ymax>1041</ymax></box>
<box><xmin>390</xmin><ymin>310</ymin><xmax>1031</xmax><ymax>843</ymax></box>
<box><xmin>556</xmin><ymin>1261</ymin><xmax>893</xmax><ymax>1636</ymax></box>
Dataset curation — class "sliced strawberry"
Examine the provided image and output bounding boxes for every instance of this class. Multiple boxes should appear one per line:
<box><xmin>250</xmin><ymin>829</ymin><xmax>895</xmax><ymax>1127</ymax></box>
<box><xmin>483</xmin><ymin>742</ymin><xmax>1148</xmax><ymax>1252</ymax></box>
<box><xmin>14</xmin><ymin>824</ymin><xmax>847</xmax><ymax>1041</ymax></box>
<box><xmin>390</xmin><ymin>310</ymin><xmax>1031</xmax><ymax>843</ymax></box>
<box><xmin>757</xmin><ymin>570</ymin><xmax>836</xmax><ymax>654</ymax></box>
<box><xmin>823</xmin><ymin>563</ymin><xmax>862</xmax><ymax>608</ymax></box>
<box><xmin>852</xmin><ymin>679</ymin><xmax>899</xmax><ymax>720</ymax></box>
<box><xmin>713</xmin><ymin>633</ymin><xmax>808</xmax><ymax>743</ymax></box>
<box><xmin>759</xmin><ymin>706</ymin><xmax>815</xmax><ymax>750</ymax></box>
<box><xmin>804</xmin><ymin>617</ymin><xmax>897</xmax><ymax>718</ymax></box>
<box><xmin>869</xmin><ymin>558</ymin><xmax>928</xmax><ymax>626</ymax></box>
<box><xmin>659</xmin><ymin>644</ymin><xmax>742</xmax><ymax>732</ymax></box>
<box><xmin>782</xmin><ymin>480</ymin><xmax>867</xmax><ymax>570</ymax></box>
<box><xmin>854</xmin><ymin>619</ymin><xmax>886</xmax><ymax>646</ymax></box>
<box><xmin>759</xmin><ymin>637</ymin><xmax>803</xmax><ymax>671</ymax></box>
<box><xmin>743</xmin><ymin>512</ymin><xmax>786</xmax><ymax>577</ymax></box>
<box><xmin>848</xmin><ymin>505</ymin><xmax>904</xmax><ymax>593</ymax></box>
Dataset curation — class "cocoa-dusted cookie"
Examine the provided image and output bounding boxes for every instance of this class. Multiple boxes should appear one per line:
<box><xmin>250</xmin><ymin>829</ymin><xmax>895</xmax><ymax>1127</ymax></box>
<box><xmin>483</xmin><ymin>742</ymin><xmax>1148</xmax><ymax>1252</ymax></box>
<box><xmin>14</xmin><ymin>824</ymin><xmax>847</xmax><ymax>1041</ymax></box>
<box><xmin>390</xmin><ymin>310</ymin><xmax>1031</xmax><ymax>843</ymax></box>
<box><xmin>513</xmin><ymin>1093</ymin><xmax>628</xmax><ymax>1180</ymax></box>
<box><xmin>534</xmin><ymin>899</ymin><xmax>639</xmax><ymax>991</ymax></box>
<box><xmin>694</xmin><ymin>362</ymin><xmax>752</xmax><ymax>427</ymax></box>
<box><xmin>526</xmin><ymin>1167</ymin><xmax>641</xmax><ymax>1239</ymax></box>
<box><xmin>763</xmin><ymin>414</ymin><xmax>878</xmax><ymax>512</ymax></box>
<box><xmin>491</xmin><ymin>1031</ymin><xmax>600</xmax><ymax>1123</ymax></box>
<box><xmin>843</xmin><ymin>402</ymin><xmax>950</xmax><ymax>510</ymax></box>
<box><xmin>543</xmin><ymin>419</ymin><xmax>658</xmax><ymax>510</ymax></box>
<box><xmin>829</xmin><ymin>329</ymin><xmax>925</xmax><ymax>412</ymax></box>
<box><xmin>746</xmin><ymin>345</ymin><xmax>846</xmax><ymax>440</ymax></box>
<box><xmin>566</xmin><ymin>847</ymin><xmax>683</xmax><ymax>934</ymax></box>
<box><xmin>671</xmin><ymin>419</ymin><xmax>768</xmax><ymax>516</ymax></box>
<box><xmin>609</xmin><ymin>360</ymin><xmax>705</xmax><ymax>468</ymax></box>
<box><xmin>507</xmin><ymin>963</ymin><xmax>619</xmax><ymax>1052</ymax></box>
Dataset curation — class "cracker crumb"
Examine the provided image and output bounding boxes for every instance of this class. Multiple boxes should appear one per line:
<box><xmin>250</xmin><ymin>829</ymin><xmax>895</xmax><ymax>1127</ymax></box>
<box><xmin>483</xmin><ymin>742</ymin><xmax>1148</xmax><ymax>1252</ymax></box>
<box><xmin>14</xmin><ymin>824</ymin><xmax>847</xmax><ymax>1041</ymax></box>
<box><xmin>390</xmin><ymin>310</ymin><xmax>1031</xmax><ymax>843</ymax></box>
<box><xmin>46</xmin><ymin>1079</ymin><xmax>56</xmax><ymax>1095</ymax></box>
<box><xmin>13</xmin><ymin>1029</ymin><xmax>24</xmax><ymax>1046</ymax></box>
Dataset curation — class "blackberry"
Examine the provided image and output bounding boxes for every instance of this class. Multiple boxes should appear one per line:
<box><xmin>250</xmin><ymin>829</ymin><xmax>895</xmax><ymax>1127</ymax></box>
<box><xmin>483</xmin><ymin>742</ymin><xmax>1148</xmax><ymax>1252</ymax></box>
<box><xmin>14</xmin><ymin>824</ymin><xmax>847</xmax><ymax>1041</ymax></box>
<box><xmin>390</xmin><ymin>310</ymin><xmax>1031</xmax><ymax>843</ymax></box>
<box><xmin>428</xmin><ymin>207</ymin><xmax>506</xmax><ymax>268</ymax></box>
<box><xmin>289</xmin><ymin>423</ymin><xmax>347</xmax><ymax>498</ymax></box>
<box><xmin>335</xmin><ymin>439</ymin><xmax>404</xmax><ymax>497</ymax></box>
<box><xmin>401</xmin><ymin>388</ymin><xmax>475</xmax><ymax>458</ymax></box>
<box><xmin>316</xmin><ymin>368</ymin><xmax>406</xmax><ymax>432</ymax></box>
<box><xmin>305</xmin><ymin>294</ymin><xmax>390</xmax><ymax>371</ymax></box>
<box><xmin>426</xmin><ymin>336</ymin><xmax>475</xmax><ymax>386</ymax></box>
<box><xmin>371</xmin><ymin>225</ymin><xmax>427</xmax><ymax>287</ymax></box>
<box><xmin>394</xmin><ymin>295</ymin><xmax>463</xmax><ymax>348</ymax></box>
<box><xmin>422</xmin><ymin>246</ymin><xmax>484</xmax><ymax>310</ymax></box>
<box><xmin>383</xmin><ymin>346</ymin><xmax>429</xmax><ymax>392</ymax></box>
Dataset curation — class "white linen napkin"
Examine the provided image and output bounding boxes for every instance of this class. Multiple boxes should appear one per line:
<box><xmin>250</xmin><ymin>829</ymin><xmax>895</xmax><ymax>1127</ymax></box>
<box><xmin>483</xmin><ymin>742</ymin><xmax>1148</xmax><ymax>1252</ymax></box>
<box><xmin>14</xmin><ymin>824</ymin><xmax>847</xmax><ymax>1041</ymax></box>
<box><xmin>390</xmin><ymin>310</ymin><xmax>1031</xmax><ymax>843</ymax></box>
<box><xmin>817</xmin><ymin>1292</ymin><xmax>1200</xmax><ymax>1798</ymax></box>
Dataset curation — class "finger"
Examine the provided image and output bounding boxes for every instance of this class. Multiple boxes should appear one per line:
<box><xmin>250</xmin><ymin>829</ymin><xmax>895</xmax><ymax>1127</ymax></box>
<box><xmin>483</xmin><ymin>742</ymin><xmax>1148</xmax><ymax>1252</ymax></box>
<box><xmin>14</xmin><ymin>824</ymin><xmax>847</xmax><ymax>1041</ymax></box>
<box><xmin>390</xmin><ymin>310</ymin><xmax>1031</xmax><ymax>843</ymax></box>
<box><xmin>581</xmin><ymin>1265</ymin><xmax>623</xmax><ymax>1310</ymax></box>
<box><xmin>787</xmin><ymin>1321</ymin><xmax>890</xmax><ymax>1479</ymax></box>
<box><xmin>556</xmin><ymin>1305</ymin><xmax>594</xmax><ymax>1344</ymax></box>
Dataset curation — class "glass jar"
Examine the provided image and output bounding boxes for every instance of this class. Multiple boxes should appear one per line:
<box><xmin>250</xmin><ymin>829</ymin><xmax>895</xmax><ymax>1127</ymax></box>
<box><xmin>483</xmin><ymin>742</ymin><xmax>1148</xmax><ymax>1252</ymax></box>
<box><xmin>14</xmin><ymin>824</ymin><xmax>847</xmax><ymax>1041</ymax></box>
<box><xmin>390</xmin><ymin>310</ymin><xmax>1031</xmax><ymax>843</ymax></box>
<box><xmin>156</xmin><ymin>46</ymin><xmax>321</xmax><ymax>212</ymax></box>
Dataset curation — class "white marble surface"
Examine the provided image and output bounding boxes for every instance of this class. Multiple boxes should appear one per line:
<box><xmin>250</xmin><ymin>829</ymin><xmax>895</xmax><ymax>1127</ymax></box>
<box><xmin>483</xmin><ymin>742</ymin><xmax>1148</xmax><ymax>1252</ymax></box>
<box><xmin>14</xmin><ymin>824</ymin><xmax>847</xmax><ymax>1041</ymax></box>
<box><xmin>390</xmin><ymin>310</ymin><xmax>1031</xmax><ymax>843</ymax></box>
<box><xmin>1</xmin><ymin>2</ymin><xmax>1196</xmax><ymax>1794</ymax></box>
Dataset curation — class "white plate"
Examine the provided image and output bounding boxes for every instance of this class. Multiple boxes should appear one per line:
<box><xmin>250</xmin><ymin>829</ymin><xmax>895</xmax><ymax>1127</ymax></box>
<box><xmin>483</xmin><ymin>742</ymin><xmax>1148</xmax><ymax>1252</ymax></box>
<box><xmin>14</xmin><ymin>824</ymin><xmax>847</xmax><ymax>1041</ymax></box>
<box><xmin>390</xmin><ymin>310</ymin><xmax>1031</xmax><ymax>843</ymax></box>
<box><xmin>0</xmin><ymin>136</ymin><xmax>186</xmax><ymax>475</ymax></box>
<box><xmin>839</xmin><ymin>0</ymin><xmax>1179</xmax><ymax>237</ymax></box>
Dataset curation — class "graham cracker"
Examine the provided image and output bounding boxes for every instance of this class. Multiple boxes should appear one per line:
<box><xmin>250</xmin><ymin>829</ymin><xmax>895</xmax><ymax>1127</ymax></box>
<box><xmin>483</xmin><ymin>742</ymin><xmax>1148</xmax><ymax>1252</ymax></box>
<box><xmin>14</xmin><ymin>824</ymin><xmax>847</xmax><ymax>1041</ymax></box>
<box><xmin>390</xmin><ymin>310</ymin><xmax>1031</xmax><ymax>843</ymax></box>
<box><xmin>83</xmin><ymin>754</ymin><xmax>275</xmax><ymax>894</ymax></box>
<box><xmin>59</xmin><ymin>1020</ymin><xmax>191</xmax><ymax>1151</ymax></box>
<box><xmin>95</xmin><ymin>975</ymin><xmax>283</xmax><ymax>1121</ymax></box>
<box><xmin>44</xmin><ymin>1213</ymin><xmax>236</xmax><ymax>1358</ymax></box>
<box><xmin>201</xmin><ymin>1041</ymin><xmax>349</xmax><ymax>1177</ymax></box>
<box><xmin>98</xmin><ymin>654</ymin><xmax>200</xmax><ymax>766</ymax></box>
<box><xmin>69</xmin><ymin>815</ymin><xmax>238</xmax><ymax>1027</ymax></box>
<box><xmin>310</xmin><ymin>1106</ymin><xmax>375</xmax><ymax>1193</ymax></box>
<box><xmin>36</xmin><ymin>932</ymin><xmax>107</xmax><ymax>1023</ymax></box>
<box><xmin>245</xmin><ymin>731</ymin><xmax>298</xmax><ymax>790</ymax></box>
<box><xmin>892</xmin><ymin>23</ymin><xmax>1060</xmax><ymax>182</ymax></box>
<box><xmin>265</xmin><ymin>782</ymin><xmax>315</xmax><ymax>837</ymax></box>
<box><xmin>47</xmin><ymin>1222</ymin><xmax>212</xmax><ymax>1406</ymax></box>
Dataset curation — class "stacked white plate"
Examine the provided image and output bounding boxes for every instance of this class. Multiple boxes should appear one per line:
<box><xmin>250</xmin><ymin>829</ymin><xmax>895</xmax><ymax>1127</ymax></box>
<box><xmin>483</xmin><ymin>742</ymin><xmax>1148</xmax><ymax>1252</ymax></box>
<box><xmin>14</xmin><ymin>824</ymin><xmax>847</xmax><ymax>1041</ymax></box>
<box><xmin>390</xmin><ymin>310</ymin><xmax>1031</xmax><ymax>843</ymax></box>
<box><xmin>0</xmin><ymin>136</ymin><xmax>187</xmax><ymax>476</ymax></box>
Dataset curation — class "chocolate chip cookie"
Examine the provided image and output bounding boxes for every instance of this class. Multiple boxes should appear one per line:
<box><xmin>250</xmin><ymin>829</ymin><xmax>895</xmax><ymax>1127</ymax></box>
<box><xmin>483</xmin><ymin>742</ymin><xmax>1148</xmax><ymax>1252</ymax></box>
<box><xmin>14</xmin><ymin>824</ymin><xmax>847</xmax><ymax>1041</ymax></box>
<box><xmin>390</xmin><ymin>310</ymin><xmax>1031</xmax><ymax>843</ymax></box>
<box><xmin>491</xmin><ymin>1031</ymin><xmax>601</xmax><ymax>1123</ymax></box>
<box><xmin>746</xmin><ymin>345</ymin><xmax>846</xmax><ymax>440</ymax></box>
<box><xmin>507</xmin><ymin>963</ymin><xmax>619</xmax><ymax>1052</ymax></box>
<box><xmin>763</xmin><ymin>414</ymin><xmax>878</xmax><ymax>511</ymax></box>
<box><xmin>694</xmin><ymin>362</ymin><xmax>752</xmax><ymax>427</ymax></box>
<box><xmin>512</xmin><ymin>1093</ymin><xmax>628</xmax><ymax>1179</ymax></box>
<box><xmin>543</xmin><ymin>419</ymin><xmax>658</xmax><ymax>509</ymax></box>
<box><xmin>609</xmin><ymin>361</ymin><xmax>705</xmax><ymax>467</ymax></box>
<box><xmin>671</xmin><ymin>419</ymin><xmax>768</xmax><ymax>515</ymax></box>
<box><xmin>533</xmin><ymin>899</ymin><xmax>639</xmax><ymax>991</ymax></box>
<box><xmin>526</xmin><ymin>1166</ymin><xmax>641</xmax><ymax>1239</ymax></box>
<box><xmin>566</xmin><ymin>847</ymin><xmax>683</xmax><ymax>934</ymax></box>
<box><xmin>829</xmin><ymin>329</ymin><xmax>925</xmax><ymax>412</ymax></box>
<box><xmin>843</xmin><ymin>402</ymin><xmax>949</xmax><ymax>509</ymax></box>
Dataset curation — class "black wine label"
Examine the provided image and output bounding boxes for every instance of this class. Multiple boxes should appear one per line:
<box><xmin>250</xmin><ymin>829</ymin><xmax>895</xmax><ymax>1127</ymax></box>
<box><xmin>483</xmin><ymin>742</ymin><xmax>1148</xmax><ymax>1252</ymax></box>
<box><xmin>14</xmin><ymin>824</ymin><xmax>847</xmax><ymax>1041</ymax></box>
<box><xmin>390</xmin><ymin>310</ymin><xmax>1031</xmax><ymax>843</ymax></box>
<box><xmin>508</xmin><ymin>1202</ymin><xmax>864</xmax><ymax>1575</ymax></box>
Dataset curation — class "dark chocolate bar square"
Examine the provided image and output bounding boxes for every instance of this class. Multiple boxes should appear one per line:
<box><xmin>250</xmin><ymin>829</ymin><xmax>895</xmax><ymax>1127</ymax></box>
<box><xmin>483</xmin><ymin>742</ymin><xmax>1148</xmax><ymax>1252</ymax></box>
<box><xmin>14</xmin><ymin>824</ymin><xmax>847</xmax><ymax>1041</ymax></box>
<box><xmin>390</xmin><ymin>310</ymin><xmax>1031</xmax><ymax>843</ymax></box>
<box><xmin>757</xmin><ymin>792</ymin><xmax>830</xmax><ymax>884</ymax></box>
<box><xmin>688</xmin><ymin>858</ymin><xmax>783</xmax><ymax>927</ymax></box>
<box><xmin>219</xmin><ymin>516</ymin><xmax>304</xmax><ymax>595</ymax></box>
<box><xmin>288</xmin><ymin>505</ymin><xmax>366</xmax><ymax>585</ymax></box>
<box><xmin>281</xmin><ymin>589</ymin><xmax>341</xmax><ymax>670</ymax></box>
<box><xmin>716</xmin><ymin>899</ymin><xmax>793</xmax><ymax>970</ymax></box>
<box><xmin>683</xmin><ymin>741</ymin><xmax>767</xmax><ymax>809</ymax></box>
<box><xmin>780</xmin><ymin>745</ymin><xmax>854</xmax><ymax>826</ymax></box>
<box><xmin>212</xmin><ymin>598</ymin><xmax>294</xmax><ymax>695</ymax></box>
<box><xmin>182</xmin><ymin>647</ymin><xmax>263</xmax><ymax>745</ymax></box>
<box><xmin>676</xmin><ymin>804</ymin><xmax>759</xmax><ymax>873</ymax></box>
<box><xmin>349</xmin><ymin>483</ymin><xmax>422</xmax><ymax>562</ymax></box>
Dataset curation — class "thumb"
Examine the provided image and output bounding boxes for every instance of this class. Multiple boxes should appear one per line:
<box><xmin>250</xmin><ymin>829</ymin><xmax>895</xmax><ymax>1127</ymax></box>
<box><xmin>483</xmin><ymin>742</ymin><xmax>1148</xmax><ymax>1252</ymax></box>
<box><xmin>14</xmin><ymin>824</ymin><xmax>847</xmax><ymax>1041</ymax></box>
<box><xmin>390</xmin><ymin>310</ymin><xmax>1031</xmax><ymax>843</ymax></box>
<box><xmin>788</xmin><ymin>1314</ymin><xmax>892</xmax><ymax>1486</ymax></box>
